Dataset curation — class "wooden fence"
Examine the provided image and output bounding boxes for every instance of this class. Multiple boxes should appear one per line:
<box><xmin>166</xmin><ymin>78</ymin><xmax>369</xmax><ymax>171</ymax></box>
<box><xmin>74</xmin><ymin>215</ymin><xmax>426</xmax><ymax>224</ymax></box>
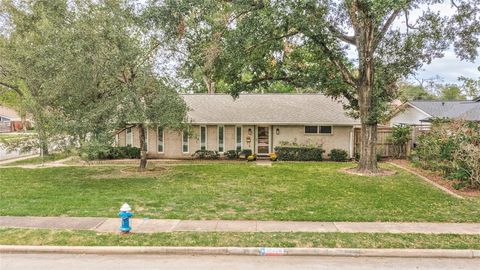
<box><xmin>354</xmin><ymin>126</ymin><xmax>415</xmax><ymax>158</ymax></box>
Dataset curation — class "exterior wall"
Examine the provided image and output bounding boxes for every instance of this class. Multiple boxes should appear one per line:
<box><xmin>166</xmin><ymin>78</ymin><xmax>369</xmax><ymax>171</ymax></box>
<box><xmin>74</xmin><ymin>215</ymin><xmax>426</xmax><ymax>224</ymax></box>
<box><xmin>118</xmin><ymin>130</ymin><xmax>126</xmax><ymax>147</ymax></box>
<box><xmin>242</xmin><ymin>125</ymin><xmax>255</xmax><ymax>151</ymax></box>
<box><xmin>224</xmin><ymin>125</ymin><xmax>236</xmax><ymax>151</ymax></box>
<box><xmin>390</xmin><ymin>105</ymin><xmax>431</xmax><ymax>126</ymax></box>
<box><xmin>116</xmin><ymin>124</ymin><xmax>353</xmax><ymax>159</ymax></box>
<box><xmin>271</xmin><ymin>125</ymin><xmax>353</xmax><ymax>158</ymax></box>
<box><xmin>207</xmin><ymin>125</ymin><xmax>217</xmax><ymax>151</ymax></box>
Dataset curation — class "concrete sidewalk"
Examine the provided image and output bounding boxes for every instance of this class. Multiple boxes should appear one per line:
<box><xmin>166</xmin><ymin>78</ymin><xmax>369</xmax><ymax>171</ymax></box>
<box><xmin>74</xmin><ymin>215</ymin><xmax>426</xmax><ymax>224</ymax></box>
<box><xmin>1</xmin><ymin>216</ymin><xmax>480</xmax><ymax>234</ymax></box>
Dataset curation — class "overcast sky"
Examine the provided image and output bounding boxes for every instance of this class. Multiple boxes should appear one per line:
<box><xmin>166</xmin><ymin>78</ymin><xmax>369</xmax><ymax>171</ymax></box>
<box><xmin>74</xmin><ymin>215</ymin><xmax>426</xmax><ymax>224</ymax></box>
<box><xmin>413</xmin><ymin>49</ymin><xmax>479</xmax><ymax>84</ymax></box>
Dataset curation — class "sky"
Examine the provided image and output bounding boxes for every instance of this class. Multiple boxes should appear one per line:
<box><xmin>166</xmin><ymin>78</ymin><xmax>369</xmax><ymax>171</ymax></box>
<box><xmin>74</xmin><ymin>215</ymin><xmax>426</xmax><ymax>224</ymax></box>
<box><xmin>413</xmin><ymin>49</ymin><xmax>479</xmax><ymax>84</ymax></box>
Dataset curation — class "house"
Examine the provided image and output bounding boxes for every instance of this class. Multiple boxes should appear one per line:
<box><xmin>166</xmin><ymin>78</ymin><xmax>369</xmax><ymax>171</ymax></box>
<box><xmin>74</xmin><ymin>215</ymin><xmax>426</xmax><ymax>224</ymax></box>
<box><xmin>116</xmin><ymin>94</ymin><xmax>360</xmax><ymax>159</ymax></box>
<box><xmin>0</xmin><ymin>105</ymin><xmax>29</xmax><ymax>133</ymax></box>
<box><xmin>389</xmin><ymin>98</ymin><xmax>480</xmax><ymax>126</ymax></box>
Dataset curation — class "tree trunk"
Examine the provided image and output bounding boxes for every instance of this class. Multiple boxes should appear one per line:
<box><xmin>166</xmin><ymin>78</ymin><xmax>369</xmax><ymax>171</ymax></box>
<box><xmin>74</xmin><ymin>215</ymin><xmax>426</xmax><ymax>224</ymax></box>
<box><xmin>203</xmin><ymin>76</ymin><xmax>215</xmax><ymax>94</ymax></box>
<box><xmin>138</xmin><ymin>124</ymin><xmax>147</xmax><ymax>170</ymax></box>
<box><xmin>355</xmin><ymin>14</ymin><xmax>379</xmax><ymax>173</ymax></box>
<box><xmin>358</xmin><ymin>122</ymin><xmax>378</xmax><ymax>173</ymax></box>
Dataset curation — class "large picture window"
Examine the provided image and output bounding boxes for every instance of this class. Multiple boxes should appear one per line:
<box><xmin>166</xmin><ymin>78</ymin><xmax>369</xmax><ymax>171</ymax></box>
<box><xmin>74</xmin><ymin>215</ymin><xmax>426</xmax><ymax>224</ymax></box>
<box><xmin>126</xmin><ymin>127</ymin><xmax>132</xmax><ymax>146</ymax></box>
<box><xmin>218</xmin><ymin>125</ymin><xmax>224</xmax><ymax>152</ymax></box>
<box><xmin>182</xmin><ymin>130</ymin><xmax>189</xmax><ymax>153</ymax></box>
<box><xmin>236</xmin><ymin>126</ymin><xmax>242</xmax><ymax>151</ymax></box>
<box><xmin>200</xmin><ymin>126</ymin><xmax>207</xmax><ymax>150</ymax></box>
<box><xmin>157</xmin><ymin>127</ymin><xmax>164</xmax><ymax>153</ymax></box>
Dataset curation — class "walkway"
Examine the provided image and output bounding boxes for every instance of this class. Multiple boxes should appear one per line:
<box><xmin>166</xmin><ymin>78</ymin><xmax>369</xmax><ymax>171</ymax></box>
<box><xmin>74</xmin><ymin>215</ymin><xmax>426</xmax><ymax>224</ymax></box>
<box><xmin>1</xmin><ymin>216</ymin><xmax>480</xmax><ymax>234</ymax></box>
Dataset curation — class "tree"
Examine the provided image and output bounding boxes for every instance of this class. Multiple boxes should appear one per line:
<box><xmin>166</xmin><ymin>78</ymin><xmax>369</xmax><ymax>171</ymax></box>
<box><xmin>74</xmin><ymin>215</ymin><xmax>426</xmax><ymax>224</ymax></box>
<box><xmin>1</xmin><ymin>0</ymin><xmax>188</xmax><ymax>169</ymax></box>
<box><xmin>152</xmin><ymin>0</ymin><xmax>480</xmax><ymax>173</ymax></box>
<box><xmin>398</xmin><ymin>81</ymin><xmax>436</xmax><ymax>101</ymax></box>
<box><xmin>439</xmin><ymin>84</ymin><xmax>466</xmax><ymax>100</ymax></box>
<box><xmin>459</xmin><ymin>66</ymin><xmax>480</xmax><ymax>99</ymax></box>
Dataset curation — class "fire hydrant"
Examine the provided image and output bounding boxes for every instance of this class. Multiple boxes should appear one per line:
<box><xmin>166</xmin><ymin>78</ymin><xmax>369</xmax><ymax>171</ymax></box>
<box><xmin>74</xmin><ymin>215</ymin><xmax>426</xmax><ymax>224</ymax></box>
<box><xmin>118</xmin><ymin>203</ymin><xmax>133</xmax><ymax>233</ymax></box>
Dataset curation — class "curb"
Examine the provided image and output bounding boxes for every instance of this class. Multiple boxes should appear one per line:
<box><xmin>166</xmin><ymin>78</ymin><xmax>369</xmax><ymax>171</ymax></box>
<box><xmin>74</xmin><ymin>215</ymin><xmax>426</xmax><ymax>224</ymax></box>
<box><xmin>1</xmin><ymin>245</ymin><xmax>479</xmax><ymax>258</ymax></box>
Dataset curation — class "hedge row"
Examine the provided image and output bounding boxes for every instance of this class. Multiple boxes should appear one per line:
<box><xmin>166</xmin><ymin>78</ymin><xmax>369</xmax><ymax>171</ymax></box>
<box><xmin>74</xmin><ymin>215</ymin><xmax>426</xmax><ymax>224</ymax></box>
<box><xmin>83</xmin><ymin>145</ymin><xmax>140</xmax><ymax>160</ymax></box>
<box><xmin>274</xmin><ymin>146</ymin><xmax>324</xmax><ymax>161</ymax></box>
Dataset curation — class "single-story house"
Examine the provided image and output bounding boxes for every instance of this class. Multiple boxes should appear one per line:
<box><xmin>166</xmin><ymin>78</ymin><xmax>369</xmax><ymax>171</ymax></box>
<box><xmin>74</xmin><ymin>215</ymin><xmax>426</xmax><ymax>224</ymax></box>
<box><xmin>116</xmin><ymin>94</ymin><xmax>360</xmax><ymax>159</ymax></box>
<box><xmin>389</xmin><ymin>98</ymin><xmax>480</xmax><ymax>126</ymax></box>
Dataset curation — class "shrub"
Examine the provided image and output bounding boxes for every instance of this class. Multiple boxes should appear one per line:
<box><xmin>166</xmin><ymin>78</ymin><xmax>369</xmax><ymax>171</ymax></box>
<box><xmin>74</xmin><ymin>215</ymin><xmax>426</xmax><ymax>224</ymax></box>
<box><xmin>274</xmin><ymin>146</ymin><xmax>324</xmax><ymax>161</ymax></box>
<box><xmin>414</xmin><ymin>120</ymin><xmax>480</xmax><ymax>189</ymax></box>
<box><xmin>387</xmin><ymin>125</ymin><xmax>411</xmax><ymax>158</ymax></box>
<box><xmin>192</xmin><ymin>150</ymin><xmax>220</xmax><ymax>160</ymax></box>
<box><xmin>247</xmin><ymin>154</ymin><xmax>257</xmax><ymax>162</ymax></box>
<box><xmin>329</xmin><ymin>149</ymin><xmax>348</xmax><ymax>162</ymax></box>
<box><xmin>225</xmin><ymin>150</ymin><xmax>240</xmax><ymax>159</ymax></box>
<box><xmin>82</xmin><ymin>145</ymin><xmax>140</xmax><ymax>160</ymax></box>
<box><xmin>238</xmin><ymin>149</ymin><xmax>253</xmax><ymax>159</ymax></box>
<box><xmin>269</xmin><ymin>153</ymin><xmax>278</xmax><ymax>161</ymax></box>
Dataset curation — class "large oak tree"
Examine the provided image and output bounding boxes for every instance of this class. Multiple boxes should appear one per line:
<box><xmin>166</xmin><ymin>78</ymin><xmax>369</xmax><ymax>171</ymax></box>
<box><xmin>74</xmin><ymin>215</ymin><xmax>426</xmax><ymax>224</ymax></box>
<box><xmin>151</xmin><ymin>0</ymin><xmax>480</xmax><ymax>173</ymax></box>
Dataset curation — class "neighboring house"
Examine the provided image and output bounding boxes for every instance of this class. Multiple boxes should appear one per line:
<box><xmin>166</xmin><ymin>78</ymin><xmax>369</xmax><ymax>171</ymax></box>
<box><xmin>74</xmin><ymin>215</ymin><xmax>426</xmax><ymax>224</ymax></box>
<box><xmin>116</xmin><ymin>94</ymin><xmax>360</xmax><ymax>159</ymax></box>
<box><xmin>389</xmin><ymin>98</ymin><xmax>480</xmax><ymax>126</ymax></box>
<box><xmin>0</xmin><ymin>105</ymin><xmax>26</xmax><ymax>133</ymax></box>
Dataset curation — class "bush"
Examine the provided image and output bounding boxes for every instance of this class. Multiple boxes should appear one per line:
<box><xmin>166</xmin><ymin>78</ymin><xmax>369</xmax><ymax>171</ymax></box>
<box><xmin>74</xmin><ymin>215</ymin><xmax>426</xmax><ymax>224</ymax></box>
<box><xmin>238</xmin><ymin>149</ymin><xmax>253</xmax><ymax>159</ymax></box>
<box><xmin>414</xmin><ymin>120</ymin><xmax>480</xmax><ymax>189</ymax></box>
<box><xmin>329</xmin><ymin>149</ymin><xmax>348</xmax><ymax>162</ymax></box>
<box><xmin>82</xmin><ymin>145</ymin><xmax>140</xmax><ymax>160</ymax></box>
<box><xmin>247</xmin><ymin>154</ymin><xmax>257</xmax><ymax>162</ymax></box>
<box><xmin>225</xmin><ymin>150</ymin><xmax>240</xmax><ymax>159</ymax></box>
<box><xmin>387</xmin><ymin>125</ymin><xmax>411</xmax><ymax>158</ymax></box>
<box><xmin>269</xmin><ymin>153</ymin><xmax>278</xmax><ymax>161</ymax></box>
<box><xmin>192</xmin><ymin>150</ymin><xmax>220</xmax><ymax>160</ymax></box>
<box><xmin>274</xmin><ymin>146</ymin><xmax>324</xmax><ymax>161</ymax></box>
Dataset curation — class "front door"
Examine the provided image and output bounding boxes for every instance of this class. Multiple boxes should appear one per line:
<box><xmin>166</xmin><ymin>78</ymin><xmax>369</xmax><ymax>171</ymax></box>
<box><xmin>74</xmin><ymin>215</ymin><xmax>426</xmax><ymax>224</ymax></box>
<box><xmin>257</xmin><ymin>126</ymin><xmax>270</xmax><ymax>155</ymax></box>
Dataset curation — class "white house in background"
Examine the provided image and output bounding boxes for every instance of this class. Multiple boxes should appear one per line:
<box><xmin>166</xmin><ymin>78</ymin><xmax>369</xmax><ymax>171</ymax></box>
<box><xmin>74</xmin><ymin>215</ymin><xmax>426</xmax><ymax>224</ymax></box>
<box><xmin>389</xmin><ymin>98</ymin><xmax>480</xmax><ymax>126</ymax></box>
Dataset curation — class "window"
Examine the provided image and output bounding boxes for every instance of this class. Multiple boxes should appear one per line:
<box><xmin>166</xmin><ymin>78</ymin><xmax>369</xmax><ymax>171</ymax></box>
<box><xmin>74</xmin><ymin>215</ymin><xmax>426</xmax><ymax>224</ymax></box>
<box><xmin>157</xmin><ymin>127</ymin><xmax>164</xmax><ymax>153</ymax></box>
<box><xmin>319</xmin><ymin>126</ymin><xmax>332</xmax><ymax>134</ymax></box>
<box><xmin>200</xmin><ymin>126</ymin><xmax>207</xmax><ymax>150</ymax></box>
<box><xmin>304</xmin><ymin>125</ymin><xmax>332</xmax><ymax>134</ymax></box>
<box><xmin>218</xmin><ymin>125</ymin><xmax>224</xmax><ymax>152</ymax></box>
<box><xmin>126</xmin><ymin>128</ymin><xmax>132</xmax><ymax>146</ymax></box>
<box><xmin>236</xmin><ymin>126</ymin><xmax>242</xmax><ymax>151</ymax></box>
<box><xmin>182</xmin><ymin>130</ymin><xmax>189</xmax><ymax>153</ymax></box>
<box><xmin>304</xmin><ymin>126</ymin><xmax>318</xmax><ymax>134</ymax></box>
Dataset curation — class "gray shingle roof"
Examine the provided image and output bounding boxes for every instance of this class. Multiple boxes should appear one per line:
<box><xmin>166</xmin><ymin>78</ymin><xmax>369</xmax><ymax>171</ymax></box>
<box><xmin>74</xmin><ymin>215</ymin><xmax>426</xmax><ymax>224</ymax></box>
<box><xmin>181</xmin><ymin>94</ymin><xmax>359</xmax><ymax>125</ymax></box>
<box><xmin>409</xmin><ymin>100</ymin><xmax>480</xmax><ymax>121</ymax></box>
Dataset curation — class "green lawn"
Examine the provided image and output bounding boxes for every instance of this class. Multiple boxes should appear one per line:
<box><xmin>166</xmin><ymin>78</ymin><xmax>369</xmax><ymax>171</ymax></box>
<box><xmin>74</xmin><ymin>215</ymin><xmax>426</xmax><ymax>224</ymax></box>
<box><xmin>1</xmin><ymin>228</ymin><xmax>480</xmax><ymax>249</ymax></box>
<box><xmin>1</xmin><ymin>162</ymin><xmax>479</xmax><ymax>222</ymax></box>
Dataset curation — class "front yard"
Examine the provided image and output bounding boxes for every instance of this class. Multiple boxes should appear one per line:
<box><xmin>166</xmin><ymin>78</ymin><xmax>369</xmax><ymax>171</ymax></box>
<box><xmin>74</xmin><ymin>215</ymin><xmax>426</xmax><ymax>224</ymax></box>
<box><xmin>1</xmin><ymin>162</ymin><xmax>479</xmax><ymax>222</ymax></box>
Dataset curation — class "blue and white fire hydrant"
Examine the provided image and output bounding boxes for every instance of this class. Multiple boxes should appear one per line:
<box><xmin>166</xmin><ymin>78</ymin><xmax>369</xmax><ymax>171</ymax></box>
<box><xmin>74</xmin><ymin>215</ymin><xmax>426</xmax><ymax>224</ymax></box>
<box><xmin>118</xmin><ymin>203</ymin><xmax>133</xmax><ymax>233</ymax></box>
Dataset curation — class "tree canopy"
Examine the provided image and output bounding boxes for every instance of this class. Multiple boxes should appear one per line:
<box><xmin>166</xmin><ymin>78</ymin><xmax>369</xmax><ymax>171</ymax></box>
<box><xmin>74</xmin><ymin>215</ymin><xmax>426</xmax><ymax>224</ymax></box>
<box><xmin>148</xmin><ymin>0</ymin><xmax>480</xmax><ymax>172</ymax></box>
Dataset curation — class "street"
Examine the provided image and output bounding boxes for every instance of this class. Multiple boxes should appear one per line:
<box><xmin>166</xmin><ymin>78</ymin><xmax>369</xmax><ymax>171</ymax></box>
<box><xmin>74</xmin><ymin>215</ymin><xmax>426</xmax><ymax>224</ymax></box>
<box><xmin>1</xmin><ymin>254</ymin><xmax>479</xmax><ymax>270</ymax></box>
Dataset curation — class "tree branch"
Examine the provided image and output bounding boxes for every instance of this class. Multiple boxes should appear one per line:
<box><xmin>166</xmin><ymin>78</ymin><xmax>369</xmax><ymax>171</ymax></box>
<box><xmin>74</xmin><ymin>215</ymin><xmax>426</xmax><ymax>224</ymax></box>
<box><xmin>327</xmin><ymin>25</ymin><xmax>356</xmax><ymax>45</ymax></box>
<box><xmin>0</xmin><ymin>81</ymin><xmax>23</xmax><ymax>96</ymax></box>
<box><xmin>246</xmin><ymin>31</ymin><xmax>299</xmax><ymax>51</ymax></box>
<box><xmin>374</xmin><ymin>9</ymin><xmax>402</xmax><ymax>50</ymax></box>
<box><xmin>244</xmin><ymin>75</ymin><xmax>293</xmax><ymax>85</ymax></box>
<box><xmin>308</xmin><ymin>35</ymin><xmax>357</xmax><ymax>87</ymax></box>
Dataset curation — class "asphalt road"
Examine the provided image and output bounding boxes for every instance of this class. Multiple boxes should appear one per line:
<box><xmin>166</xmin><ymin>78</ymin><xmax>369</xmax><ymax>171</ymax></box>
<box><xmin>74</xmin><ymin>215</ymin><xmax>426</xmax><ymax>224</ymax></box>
<box><xmin>1</xmin><ymin>254</ymin><xmax>479</xmax><ymax>270</ymax></box>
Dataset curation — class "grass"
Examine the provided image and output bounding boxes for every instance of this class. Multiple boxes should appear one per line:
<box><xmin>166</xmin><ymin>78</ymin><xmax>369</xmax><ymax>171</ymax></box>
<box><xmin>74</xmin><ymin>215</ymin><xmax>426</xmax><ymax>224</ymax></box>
<box><xmin>1</xmin><ymin>228</ymin><xmax>480</xmax><ymax>249</ymax></box>
<box><xmin>0</xmin><ymin>132</ymin><xmax>35</xmax><ymax>141</ymax></box>
<box><xmin>4</xmin><ymin>152</ymin><xmax>70</xmax><ymax>165</ymax></box>
<box><xmin>1</xmin><ymin>162</ymin><xmax>480</xmax><ymax>222</ymax></box>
